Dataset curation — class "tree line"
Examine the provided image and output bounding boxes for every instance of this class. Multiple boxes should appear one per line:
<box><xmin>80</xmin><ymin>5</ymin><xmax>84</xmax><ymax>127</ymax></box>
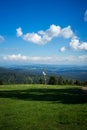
<box><xmin>48</xmin><ymin>76</ymin><xmax>85</xmax><ymax>85</ymax></box>
<box><xmin>39</xmin><ymin>75</ymin><xmax>86</xmax><ymax>85</ymax></box>
<box><xmin>0</xmin><ymin>72</ymin><xmax>87</xmax><ymax>86</ymax></box>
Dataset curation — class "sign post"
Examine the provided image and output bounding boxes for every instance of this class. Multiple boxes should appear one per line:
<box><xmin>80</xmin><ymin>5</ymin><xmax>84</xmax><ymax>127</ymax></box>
<box><xmin>43</xmin><ymin>71</ymin><xmax>46</xmax><ymax>84</ymax></box>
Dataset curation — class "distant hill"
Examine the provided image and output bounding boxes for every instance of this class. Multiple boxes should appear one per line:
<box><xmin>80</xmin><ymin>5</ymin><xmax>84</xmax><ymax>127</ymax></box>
<box><xmin>6</xmin><ymin>64</ymin><xmax>87</xmax><ymax>81</ymax></box>
<box><xmin>0</xmin><ymin>64</ymin><xmax>87</xmax><ymax>83</ymax></box>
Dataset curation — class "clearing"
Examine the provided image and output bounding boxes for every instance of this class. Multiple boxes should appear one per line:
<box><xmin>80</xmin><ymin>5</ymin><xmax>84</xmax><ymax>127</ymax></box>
<box><xmin>0</xmin><ymin>84</ymin><xmax>87</xmax><ymax>130</ymax></box>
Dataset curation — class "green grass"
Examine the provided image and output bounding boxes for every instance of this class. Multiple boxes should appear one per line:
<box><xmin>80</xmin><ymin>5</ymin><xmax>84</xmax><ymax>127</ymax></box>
<box><xmin>0</xmin><ymin>84</ymin><xmax>87</xmax><ymax>130</ymax></box>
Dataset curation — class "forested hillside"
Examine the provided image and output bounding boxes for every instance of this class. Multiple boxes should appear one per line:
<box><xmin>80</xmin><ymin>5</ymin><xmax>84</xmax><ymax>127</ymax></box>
<box><xmin>0</xmin><ymin>65</ymin><xmax>87</xmax><ymax>85</ymax></box>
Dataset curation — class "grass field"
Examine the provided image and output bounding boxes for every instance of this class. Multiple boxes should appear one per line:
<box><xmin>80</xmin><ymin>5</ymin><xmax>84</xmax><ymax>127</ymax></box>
<box><xmin>0</xmin><ymin>84</ymin><xmax>87</xmax><ymax>130</ymax></box>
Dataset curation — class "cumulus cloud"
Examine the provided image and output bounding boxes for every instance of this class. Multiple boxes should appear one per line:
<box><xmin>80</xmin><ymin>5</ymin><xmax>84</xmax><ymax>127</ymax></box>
<box><xmin>37</xmin><ymin>24</ymin><xmax>61</xmax><ymax>44</ymax></box>
<box><xmin>84</xmin><ymin>9</ymin><xmax>87</xmax><ymax>22</ymax></box>
<box><xmin>16</xmin><ymin>27</ymin><xmax>23</xmax><ymax>37</ymax></box>
<box><xmin>69</xmin><ymin>36</ymin><xmax>87</xmax><ymax>50</ymax></box>
<box><xmin>23</xmin><ymin>33</ymin><xmax>42</xmax><ymax>44</ymax></box>
<box><xmin>16</xmin><ymin>24</ymin><xmax>87</xmax><ymax>52</ymax></box>
<box><xmin>45</xmin><ymin>24</ymin><xmax>61</xmax><ymax>37</ymax></box>
<box><xmin>0</xmin><ymin>35</ymin><xmax>4</xmax><ymax>42</ymax></box>
<box><xmin>16</xmin><ymin>24</ymin><xmax>74</xmax><ymax>45</ymax></box>
<box><xmin>78</xmin><ymin>42</ymin><xmax>87</xmax><ymax>50</ymax></box>
<box><xmin>60</xmin><ymin>26</ymin><xmax>73</xmax><ymax>38</ymax></box>
<box><xmin>60</xmin><ymin>46</ymin><xmax>66</xmax><ymax>52</ymax></box>
<box><xmin>69</xmin><ymin>36</ymin><xmax>79</xmax><ymax>50</ymax></box>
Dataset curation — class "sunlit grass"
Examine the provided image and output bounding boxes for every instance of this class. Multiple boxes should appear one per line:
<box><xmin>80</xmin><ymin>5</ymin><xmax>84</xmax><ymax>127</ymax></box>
<box><xmin>0</xmin><ymin>84</ymin><xmax>87</xmax><ymax>130</ymax></box>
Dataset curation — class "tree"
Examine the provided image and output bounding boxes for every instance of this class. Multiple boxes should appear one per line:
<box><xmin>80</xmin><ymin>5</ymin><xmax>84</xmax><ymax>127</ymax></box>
<box><xmin>65</xmin><ymin>79</ymin><xmax>69</xmax><ymax>85</ymax></box>
<box><xmin>68</xmin><ymin>79</ymin><xmax>74</xmax><ymax>85</ymax></box>
<box><xmin>39</xmin><ymin>78</ymin><xmax>43</xmax><ymax>84</ymax></box>
<box><xmin>48</xmin><ymin>76</ymin><xmax>56</xmax><ymax>85</ymax></box>
<box><xmin>83</xmin><ymin>81</ymin><xmax>87</xmax><ymax>86</ymax></box>
<box><xmin>58</xmin><ymin>76</ymin><xmax>64</xmax><ymax>85</ymax></box>
<box><xmin>74</xmin><ymin>80</ymin><xmax>81</xmax><ymax>85</ymax></box>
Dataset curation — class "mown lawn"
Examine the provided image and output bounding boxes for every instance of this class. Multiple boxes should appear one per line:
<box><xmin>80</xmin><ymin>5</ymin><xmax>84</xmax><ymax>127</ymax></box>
<box><xmin>0</xmin><ymin>84</ymin><xmax>87</xmax><ymax>130</ymax></box>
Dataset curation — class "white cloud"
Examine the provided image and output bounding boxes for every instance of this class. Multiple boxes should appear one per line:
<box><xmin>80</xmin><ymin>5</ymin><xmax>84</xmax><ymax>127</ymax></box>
<box><xmin>46</xmin><ymin>24</ymin><xmax>61</xmax><ymax>37</ymax></box>
<box><xmin>60</xmin><ymin>26</ymin><xmax>73</xmax><ymax>38</ymax></box>
<box><xmin>69</xmin><ymin>36</ymin><xmax>79</xmax><ymax>50</ymax></box>
<box><xmin>60</xmin><ymin>46</ymin><xmax>66</xmax><ymax>52</ymax></box>
<box><xmin>16</xmin><ymin>24</ymin><xmax>87</xmax><ymax>52</ymax></box>
<box><xmin>22</xmin><ymin>24</ymin><xmax>61</xmax><ymax>44</ymax></box>
<box><xmin>3</xmin><ymin>54</ymin><xmax>27</xmax><ymax>61</ymax></box>
<box><xmin>3</xmin><ymin>54</ymin><xmax>52</xmax><ymax>61</ymax></box>
<box><xmin>16</xmin><ymin>24</ymin><xmax>74</xmax><ymax>45</ymax></box>
<box><xmin>23</xmin><ymin>33</ymin><xmax>42</xmax><ymax>44</ymax></box>
<box><xmin>0</xmin><ymin>35</ymin><xmax>4</xmax><ymax>42</ymax></box>
<box><xmin>78</xmin><ymin>42</ymin><xmax>87</xmax><ymax>50</ymax></box>
<box><xmin>3</xmin><ymin>54</ymin><xmax>87</xmax><ymax>64</ymax></box>
<box><xmin>16</xmin><ymin>27</ymin><xmax>23</xmax><ymax>37</ymax></box>
<box><xmin>84</xmin><ymin>9</ymin><xmax>87</xmax><ymax>22</ymax></box>
<box><xmin>69</xmin><ymin>36</ymin><xmax>87</xmax><ymax>50</ymax></box>
<box><xmin>79</xmin><ymin>55</ymin><xmax>87</xmax><ymax>61</ymax></box>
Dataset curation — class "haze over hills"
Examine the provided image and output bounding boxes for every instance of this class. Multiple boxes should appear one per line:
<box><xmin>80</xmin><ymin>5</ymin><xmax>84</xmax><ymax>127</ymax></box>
<box><xmin>0</xmin><ymin>64</ymin><xmax>87</xmax><ymax>82</ymax></box>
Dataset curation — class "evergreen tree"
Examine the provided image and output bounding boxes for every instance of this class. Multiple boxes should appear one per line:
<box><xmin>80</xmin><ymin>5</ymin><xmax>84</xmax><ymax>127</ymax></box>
<box><xmin>74</xmin><ymin>80</ymin><xmax>81</xmax><ymax>85</ymax></box>
<box><xmin>39</xmin><ymin>78</ymin><xmax>43</xmax><ymax>84</ymax></box>
<box><xmin>69</xmin><ymin>79</ymin><xmax>74</xmax><ymax>85</ymax></box>
<box><xmin>58</xmin><ymin>76</ymin><xmax>64</xmax><ymax>85</ymax></box>
<box><xmin>48</xmin><ymin>76</ymin><xmax>56</xmax><ymax>85</ymax></box>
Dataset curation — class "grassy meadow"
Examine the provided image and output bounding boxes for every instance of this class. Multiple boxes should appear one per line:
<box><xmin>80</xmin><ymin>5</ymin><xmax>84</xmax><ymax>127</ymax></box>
<box><xmin>0</xmin><ymin>84</ymin><xmax>87</xmax><ymax>130</ymax></box>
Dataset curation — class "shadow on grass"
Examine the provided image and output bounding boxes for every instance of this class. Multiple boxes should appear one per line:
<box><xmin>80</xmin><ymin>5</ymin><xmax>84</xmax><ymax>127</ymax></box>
<box><xmin>0</xmin><ymin>88</ymin><xmax>87</xmax><ymax>104</ymax></box>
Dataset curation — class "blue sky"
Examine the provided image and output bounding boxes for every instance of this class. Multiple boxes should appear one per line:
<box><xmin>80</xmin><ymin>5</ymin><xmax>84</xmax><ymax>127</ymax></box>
<box><xmin>0</xmin><ymin>0</ymin><xmax>87</xmax><ymax>65</ymax></box>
